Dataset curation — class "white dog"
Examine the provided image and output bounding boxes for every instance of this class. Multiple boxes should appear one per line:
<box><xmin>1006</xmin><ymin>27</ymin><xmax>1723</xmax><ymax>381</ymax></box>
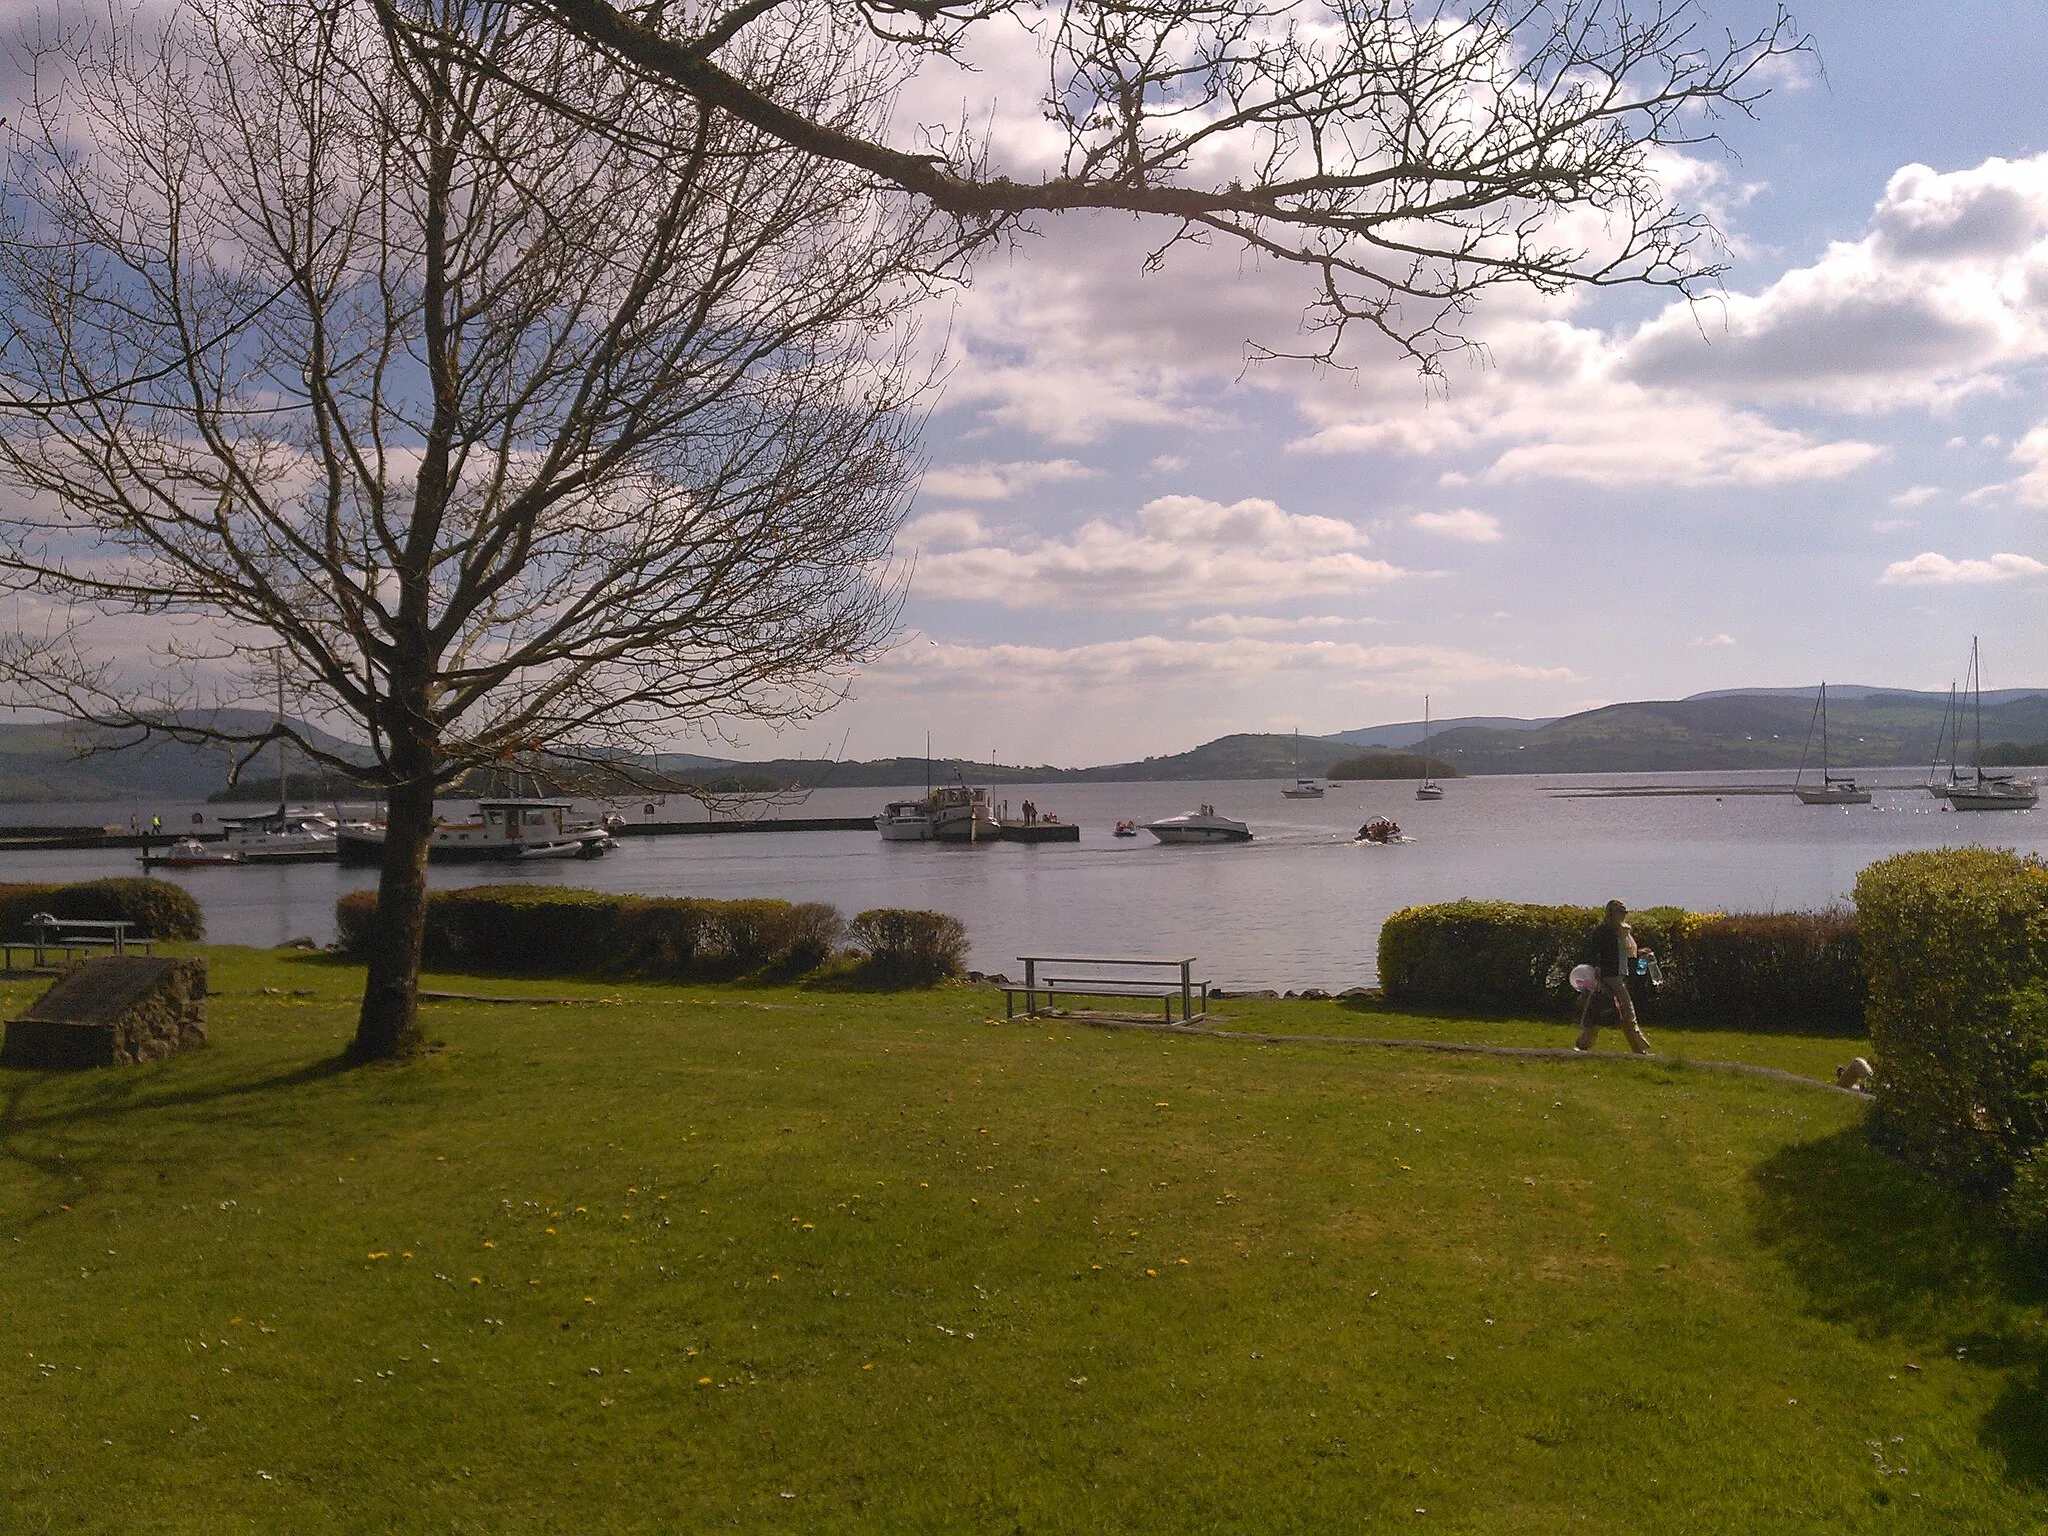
<box><xmin>1835</xmin><ymin>1056</ymin><xmax>1874</xmax><ymax>1092</ymax></box>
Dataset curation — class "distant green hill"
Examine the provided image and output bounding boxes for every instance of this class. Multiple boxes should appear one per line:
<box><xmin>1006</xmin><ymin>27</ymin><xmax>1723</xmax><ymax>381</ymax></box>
<box><xmin>1425</xmin><ymin>691</ymin><xmax>2048</xmax><ymax>773</ymax></box>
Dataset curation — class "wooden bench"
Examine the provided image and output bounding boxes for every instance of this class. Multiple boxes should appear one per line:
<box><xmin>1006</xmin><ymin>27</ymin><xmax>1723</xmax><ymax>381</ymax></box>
<box><xmin>3</xmin><ymin>916</ymin><xmax>154</xmax><ymax>973</ymax></box>
<box><xmin>1000</xmin><ymin>955</ymin><xmax>1209</xmax><ymax>1023</ymax></box>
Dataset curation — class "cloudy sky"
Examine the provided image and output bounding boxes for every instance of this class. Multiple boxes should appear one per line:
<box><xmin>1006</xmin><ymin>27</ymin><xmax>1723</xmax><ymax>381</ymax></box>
<box><xmin>732</xmin><ymin>0</ymin><xmax>2048</xmax><ymax>768</ymax></box>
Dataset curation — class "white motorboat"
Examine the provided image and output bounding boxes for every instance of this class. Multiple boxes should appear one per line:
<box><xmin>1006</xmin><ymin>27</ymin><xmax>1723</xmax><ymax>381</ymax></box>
<box><xmin>1793</xmin><ymin>682</ymin><xmax>1871</xmax><ymax>805</ymax></box>
<box><xmin>1949</xmin><ymin>637</ymin><xmax>2038</xmax><ymax>812</ymax></box>
<box><xmin>929</xmin><ymin>782</ymin><xmax>999</xmax><ymax>842</ymax></box>
<box><xmin>336</xmin><ymin>798</ymin><xmax>616</xmax><ymax>864</ymax></box>
<box><xmin>1415</xmin><ymin>694</ymin><xmax>1445</xmax><ymax>801</ymax></box>
<box><xmin>142</xmin><ymin>837</ymin><xmax>242</xmax><ymax>868</ymax></box>
<box><xmin>876</xmin><ymin>800</ymin><xmax>936</xmax><ymax>841</ymax></box>
<box><xmin>1144</xmin><ymin>805</ymin><xmax>1252</xmax><ymax>844</ymax></box>
<box><xmin>217</xmin><ymin>807</ymin><xmax>340</xmax><ymax>863</ymax></box>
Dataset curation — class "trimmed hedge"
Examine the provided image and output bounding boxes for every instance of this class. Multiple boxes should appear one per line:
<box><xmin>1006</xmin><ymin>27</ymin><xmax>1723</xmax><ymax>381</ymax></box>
<box><xmin>335</xmin><ymin>886</ymin><xmax>898</xmax><ymax>981</ymax></box>
<box><xmin>1855</xmin><ymin>849</ymin><xmax>2048</xmax><ymax>1204</ymax></box>
<box><xmin>1376</xmin><ymin>899</ymin><xmax>1863</xmax><ymax>1032</ymax></box>
<box><xmin>849</xmin><ymin>909</ymin><xmax>968</xmax><ymax>984</ymax></box>
<box><xmin>0</xmin><ymin>878</ymin><xmax>204</xmax><ymax>941</ymax></box>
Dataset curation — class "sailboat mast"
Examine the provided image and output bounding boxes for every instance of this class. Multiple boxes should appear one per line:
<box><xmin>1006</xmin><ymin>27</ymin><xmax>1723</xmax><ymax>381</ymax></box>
<box><xmin>1974</xmin><ymin>636</ymin><xmax>1984</xmax><ymax>785</ymax></box>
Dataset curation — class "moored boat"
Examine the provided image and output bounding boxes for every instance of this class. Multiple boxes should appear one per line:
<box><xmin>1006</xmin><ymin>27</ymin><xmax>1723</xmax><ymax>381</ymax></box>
<box><xmin>1144</xmin><ymin>805</ymin><xmax>1252</xmax><ymax>844</ymax></box>
<box><xmin>1950</xmin><ymin>638</ymin><xmax>2038</xmax><ymax>812</ymax></box>
<box><xmin>336</xmin><ymin>798</ymin><xmax>616</xmax><ymax>864</ymax></box>
<box><xmin>1793</xmin><ymin>681</ymin><xmax>1871</xmax><ymax>805</ymax></box>
<box><xmin>217</xmin><ymin>808</ymin><xmax>340</xmax><ymax>863</ymax></box>
<box><xmin>142</xmin><ymin>837</ymin><xmax>243</xmax><ymax>868</ymax></box>
<box><xmin>876</xmin><ymin>800</ymin><xmax>935</xmax><ymax>841</ymax></box>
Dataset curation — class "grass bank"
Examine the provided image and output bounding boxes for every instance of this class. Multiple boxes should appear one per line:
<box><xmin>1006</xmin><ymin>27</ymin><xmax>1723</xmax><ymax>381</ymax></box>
<box><xmin>1</xmin><ymin>950</ymin><xmax>2043</xmax><ymax>1533</ymax></box>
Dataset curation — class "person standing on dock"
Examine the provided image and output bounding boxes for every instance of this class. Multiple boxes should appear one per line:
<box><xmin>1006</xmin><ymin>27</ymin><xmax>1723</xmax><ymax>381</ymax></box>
<box><xmin>1577</xmin><ymin>899</ymin><xmax>1652</xmax><ymax>1055</ymax></box>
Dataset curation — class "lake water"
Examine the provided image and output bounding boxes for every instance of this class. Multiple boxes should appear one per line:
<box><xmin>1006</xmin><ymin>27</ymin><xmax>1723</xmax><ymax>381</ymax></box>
<box><xmin>10</xmin><ymin>770</ymin><xmax>2044</xmax><ymax>992</ymax></box>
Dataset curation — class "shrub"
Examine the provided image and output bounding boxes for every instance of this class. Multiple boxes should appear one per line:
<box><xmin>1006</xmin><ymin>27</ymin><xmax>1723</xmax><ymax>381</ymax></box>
<box><xmin>331</xmin><ymin>886</ymin><xmax>864</xmax><ymax>981</ymax></box>
<box><xmin>849</xmin><ymin>908</ymin><xmax>967</xmax><ymax>984</ymax></box>
<box><xmin>1376</xmin><ymin>899</ymin><xmax>1858</xmax><ymax>1031</ymax></box>
<box><xmin>2004</xmin><ymin>1150</ymin><xmax>2048</xmax><ymax>1262</ymax></box>
<box><xmin>1377</xmin><ymin>900</ymin><xmax>1684</xmax><ymax>1016</ymax></box>
<box><xmin>1855</xmin><ymin>848</ymin><xmax>2048</xmax><ymax>1194</ymax></box>
<box><xmin>0</xmin><ymin>877</ymin><xmax>204</xmax><ymax>941</ymax></box>
<box><xmin>1666</xmin><ymin>910</ymin><xmax>1864</xmax><ymax>1032</ymax></box>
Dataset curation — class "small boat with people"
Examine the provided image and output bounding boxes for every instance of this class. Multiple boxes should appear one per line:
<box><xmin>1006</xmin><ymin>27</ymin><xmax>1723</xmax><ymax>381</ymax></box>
<box><xmin>1144</xmin><ymin>805</ymin><xmax>1252</xmax><ymax>844</ymax></box>
<box><xmin>1112</xmin><ymin>820</ymin><xmax>1138</xmax><ymax>837</ymax></box>
<box><xmin>336</xmin><ymin>798</ymin><xmax>616</xmax><ymax>864</ymax></box>
<box><xmin>1356</xmin><ymin>816</ymin><xmax>1403</xmax><ymax>844</ymax></box>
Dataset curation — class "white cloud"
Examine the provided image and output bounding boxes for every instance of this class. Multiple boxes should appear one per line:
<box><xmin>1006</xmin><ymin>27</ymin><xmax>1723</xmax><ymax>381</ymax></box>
<box><xmin>1889</xmin><ymin>485</ymin><xmax>1942</xmax><ymax>508</ymax></box>
<box><xmin>1409</xmin><ymin>508</ymin><xmax>1503</xmax><ymax>543</ymax></box>
<box><xmin>897</xmin><ymin>510</ymin><xmax>989</xmax><ymax>550</ymax></box>
<box><xmin>1621</xmin><ymin>154</ymin><xmax>2048</xmax><ymax>411</ymax></box>
<box><xmin>1149</xmin><ymin>455</ymin><xmax>1188</xmax><ymax>474</ymax></box>
<box><xmin>1689</xmin><ymin>633</ymin><xmax>1737</xmax><ymax>647</ymax></box>
<box><xmin>918</xmin><ymin>459</ymin><xmax>1097</xmax><ymax>501</ymax></box>
<box><xmin>1186</xmin><ymin>613</ymin><xmax>1372</xmax><ymax>636</ymax></box>
<box><xmin>906</xmin><ymin>495</ymin><xmax>1403</xmax><ymax>609</ymax></box>
<box><xmin>2010</xmin><ymin>423</ymin><xmax>2048</xmax><ymax>509</ymax></box>
<box><xmin>868</xmin><ymin>634</ymin><xmax>1576</xmax><ymax>694</ymax></box>
<box><xmin>1878</xmin><ymin>551</ymin><xmax>2048</xmax><ymax>585</ymax></box>
<box><xmin>1289</xmin><ymin>318</ymin><xmax>1883</xmax><ymax>489</ymax></box>
<box><xmin>1871</xmin><ymin>517</ymin><xmax>1916</xmax><ymax>534</ymax></box>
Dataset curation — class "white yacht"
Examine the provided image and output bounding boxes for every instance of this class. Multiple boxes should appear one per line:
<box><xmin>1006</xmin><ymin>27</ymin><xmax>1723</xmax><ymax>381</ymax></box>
<box><xmin>1144</xmin><ymin>805</ymin><xmax>1253</xmax><ymax>844</ymax></box>
<box><xmin>875</xmin><ymin>800</ymin><xmax>935</xmax><ymax>841</ymax></box>
<box><xmin>1793</xmin><ymin>681</ymin><xmax>1871</xmax><ymax>805</ymax></box>
<box><xmin>216</xmin><ymin>807</ymin><xmax>340</xmax><ymax>863</ymax></box>
<box><xmin>1949</xmin><ymin>637</ymin><xmax>2038</xmax><ymax>812</ymax></box>
<box><xmin>1415</xmin><ymin>694</ymin><xmax>1445</xmax><ymax>801</ymax></box>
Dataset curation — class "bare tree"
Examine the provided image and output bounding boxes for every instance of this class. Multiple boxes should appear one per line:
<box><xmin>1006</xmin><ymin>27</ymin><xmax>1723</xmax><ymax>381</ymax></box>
<box><xmin>0</xmin><ymin>0</ymin><xmax>943</xmax><ymax>1059</ymax></box>
<box><xmin>507</xmin><ymin>0</ymin><xmax>1808</xmax><ymax>365</ymax></box>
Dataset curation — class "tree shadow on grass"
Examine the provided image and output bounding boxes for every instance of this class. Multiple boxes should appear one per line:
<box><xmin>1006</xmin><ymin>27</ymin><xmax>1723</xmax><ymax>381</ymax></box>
<box><xmin>1752</xmin><ymin>1126</ymin><xmax>2048</xmax><ymax>1488</ymax></box>
<box><xmin>0</xmin><ymin>1055</ymin><xmax>355</xmax><ymax>1221</ymax></box>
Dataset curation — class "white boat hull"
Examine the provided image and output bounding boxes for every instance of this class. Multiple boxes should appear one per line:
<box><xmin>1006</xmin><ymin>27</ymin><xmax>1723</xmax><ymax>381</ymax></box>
<box><xmin>1949</xmin><ymin>782</ymin><xmax>2038</xmax><ymax>811</ymax></box>
<box><xmin>1145</xmin><ymin>807</ymin><xmax>1252</xmax><ymax>843</ymax></box>
<box><xmin>1414</xmin><ymin>784</ymin><xmax>1444</xmax><ymax>802</ymax></box>
<box><xmin>1795</xmin><ymin>785</ymin><xmax>1871</xmax><ymax>806</ymax></box>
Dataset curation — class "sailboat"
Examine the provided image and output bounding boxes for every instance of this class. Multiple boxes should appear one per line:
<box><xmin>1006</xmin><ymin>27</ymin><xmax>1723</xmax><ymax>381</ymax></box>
<box><xmin>1414</xmin><ymin>696</ymin><xmax>1445</xmax><ymax>801</ymax></box>
<box><xmin>216</xmin><ymin>670</ymin><xmax>341</xmax><ymax>862</ymax></box>
<box><xmin>1793</xmin><ymin>682</ymin><xmax>1870</xmax><ymax>805</ymax></box>
<box><xmin>1281</xmin><ymin>728</ymin><xmax>1325</xmax><ymax>798</ymax></box>
<box><xmin>1949</xmin><ymin>637</ymin><xmax>2038</xmax><ymax>811</ymax></box>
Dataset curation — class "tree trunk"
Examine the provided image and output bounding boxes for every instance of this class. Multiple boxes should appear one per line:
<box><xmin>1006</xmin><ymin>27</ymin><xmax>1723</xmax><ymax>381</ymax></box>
<box><xmin>348</xmin><ymin>770</ymin><xmax>438</xmax><ymax>1062</ymax></box>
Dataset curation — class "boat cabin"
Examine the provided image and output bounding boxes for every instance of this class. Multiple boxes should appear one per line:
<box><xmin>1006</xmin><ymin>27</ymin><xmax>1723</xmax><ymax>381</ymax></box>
<box><xmin>454</xmin><ymin>798</ymin><xmax>574</xmax><ymax>846</ymax></box>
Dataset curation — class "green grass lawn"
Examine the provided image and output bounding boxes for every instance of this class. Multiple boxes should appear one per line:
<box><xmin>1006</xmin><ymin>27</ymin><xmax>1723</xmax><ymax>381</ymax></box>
<box><xmin>2</xmin><ymin>949</ymin><xmax>2044</xmax><ymax>1533</ymax></box>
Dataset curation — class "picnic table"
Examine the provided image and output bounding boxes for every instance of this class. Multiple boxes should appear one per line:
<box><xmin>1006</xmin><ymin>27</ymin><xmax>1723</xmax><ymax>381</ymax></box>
<box><xmin>3</xmin><ymin>914</ymin><xmax>154</xmax><ymax>973</ymax></box>
<box><xmin>1000</xmin><ymin>955</ymin><xmax>1210</xmax><ymax>1023</ymax></box>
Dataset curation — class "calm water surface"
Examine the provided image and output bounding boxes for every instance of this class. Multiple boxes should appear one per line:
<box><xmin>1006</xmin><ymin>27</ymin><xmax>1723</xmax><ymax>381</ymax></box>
<box><xmin>12</xmin><ymin>770</ymin><xmax>2043</xmax><ymax>991</ymax></box>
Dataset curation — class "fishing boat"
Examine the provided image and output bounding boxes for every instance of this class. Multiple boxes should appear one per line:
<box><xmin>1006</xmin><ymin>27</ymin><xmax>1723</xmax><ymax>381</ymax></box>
<box><xmin>1144</xmin><ymin>805</ymin><xmax>1252</xmax><ymax>844</ymax></box>
<box><xmin>928</xmin><ymin>782</ymin><xmax>1000</xmax><ymax>842</ymax></box>
<box><xmin>1793</xmin><ymin>682</ymin><xmax>1871</xmax><ymax>804</ymax></box>
<box><xmin>1949</xmin><ymin>637</ymin><xmax>2039</xmax><ymax>811</ymax></box>
<box><xmin>336</xmin><ymin>798</ymin><xmax>616</xmax><ymax>864</ymax></box>
<box><xmin>1280</xmin><ymin>730</ymin><xmax>1325</xmax><ymax>798</ymax></box>
<box><xmin>1415</xmin><ymin>696</ymin><xmax>1445</xmax><ymax>801</ymax></box>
